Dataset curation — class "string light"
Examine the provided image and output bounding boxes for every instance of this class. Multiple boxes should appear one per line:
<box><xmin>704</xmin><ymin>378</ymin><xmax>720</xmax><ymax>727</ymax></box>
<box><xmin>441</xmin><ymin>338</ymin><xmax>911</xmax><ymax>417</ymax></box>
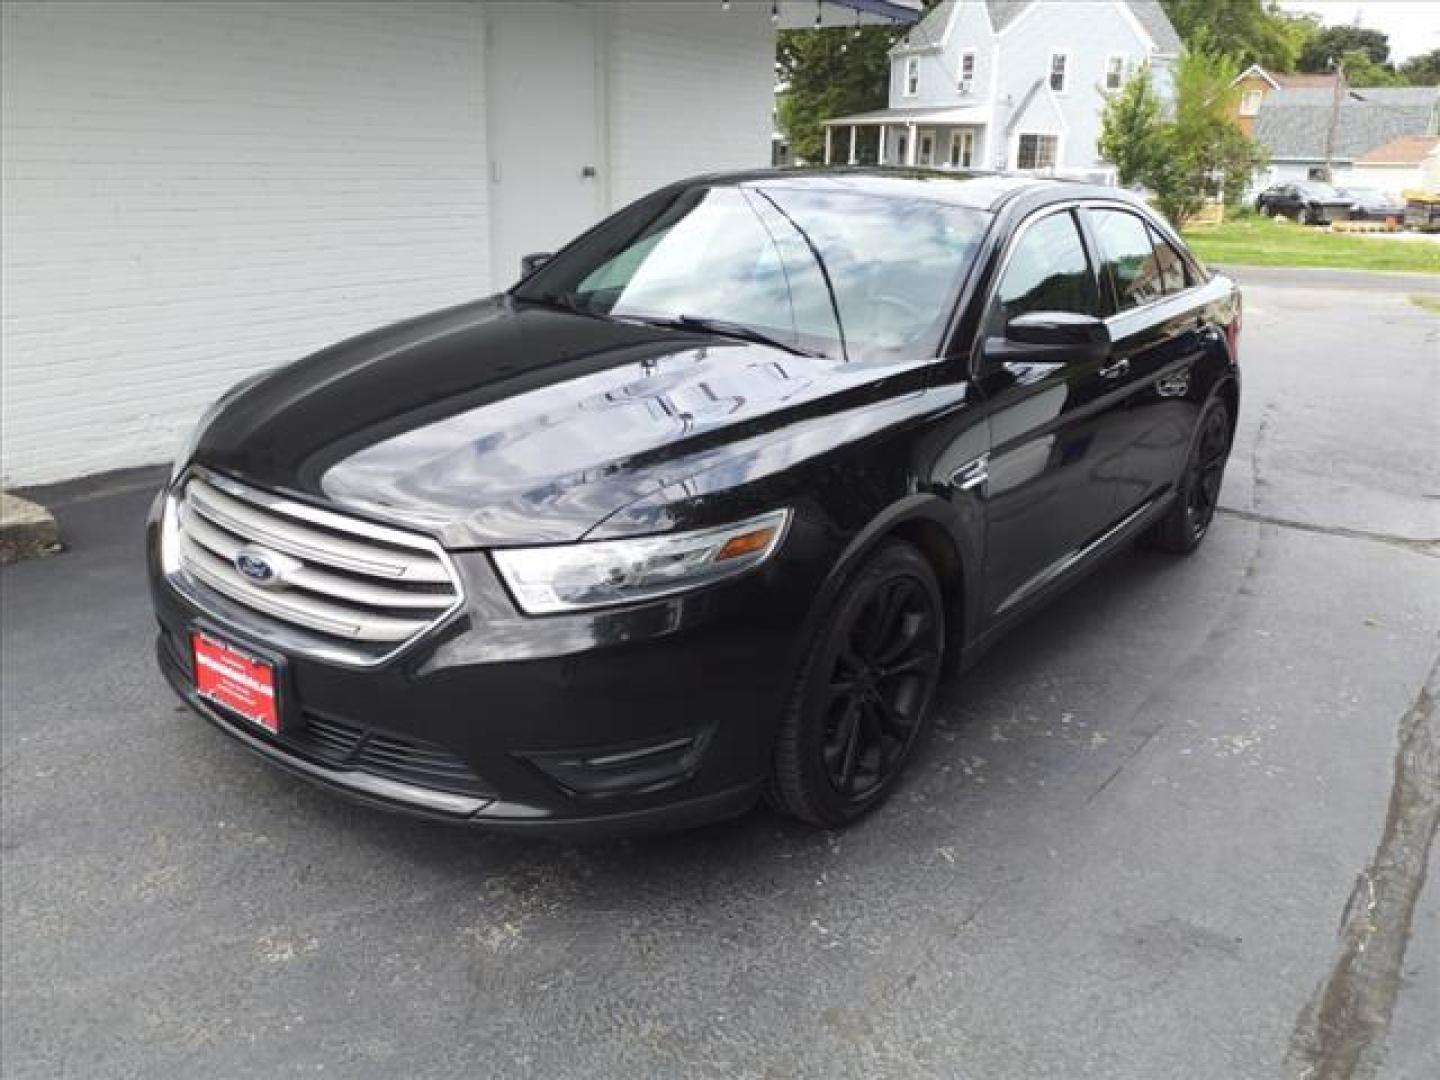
<box><xmin>814</xmin><ymin>0</ymin><xmax>823</xmax><ymax>29</ymax></box>
<box><xmin>721</xmin><ymin>0</ymin><xmax>730</xmax><ymax>10</ymax></box>
<box><xmin>771</xmin><ymin>2</ymin><xmax>779</xmax><ymax>24</ymax></box>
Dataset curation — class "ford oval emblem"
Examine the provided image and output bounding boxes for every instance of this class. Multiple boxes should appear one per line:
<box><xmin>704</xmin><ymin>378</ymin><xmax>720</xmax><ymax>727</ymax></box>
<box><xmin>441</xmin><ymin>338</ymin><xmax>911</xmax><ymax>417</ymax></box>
<box><xmin>235</xmin><ymin>548</ymin><xmax>278</xmax><ymax>584</ymax></box>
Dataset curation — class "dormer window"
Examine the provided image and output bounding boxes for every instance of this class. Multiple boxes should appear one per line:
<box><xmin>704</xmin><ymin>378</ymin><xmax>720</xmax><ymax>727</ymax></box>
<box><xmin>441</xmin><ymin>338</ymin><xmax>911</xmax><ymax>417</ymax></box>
<box><xmin>958</xmin><ymin>50</ymin><xmax>976</xmax><ymax>94</ymax></box>
<box><xmin>904</xmin><ymin>56</ymin><xmax>919</xmax><ymax>97</ymax></box>
<box><xmin>1240</xmin><ymin>89</ymin><xmax>1263</xmax><ymax>117</ymax></box>
<box><xmin>1049</xmin><ymin>51</ymin><xmax>1069</xmax><ymax>94</ymax></box>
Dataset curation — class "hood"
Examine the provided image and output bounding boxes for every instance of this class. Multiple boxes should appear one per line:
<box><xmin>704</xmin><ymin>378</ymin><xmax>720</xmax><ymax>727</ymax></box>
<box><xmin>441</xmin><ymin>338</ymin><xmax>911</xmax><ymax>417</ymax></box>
<box><xmin>195</xmin><ymin>297</ymin><xmax>932</xmax><ymax>547</ymax></box>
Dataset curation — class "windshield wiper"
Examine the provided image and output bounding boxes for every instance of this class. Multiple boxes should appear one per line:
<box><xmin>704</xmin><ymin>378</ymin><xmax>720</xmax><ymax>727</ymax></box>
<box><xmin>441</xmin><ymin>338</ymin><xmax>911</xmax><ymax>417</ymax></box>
<box><xmin>626</xmin><ymin>314</ymin><xmax>824</xmax><ymax>359</ymax></box>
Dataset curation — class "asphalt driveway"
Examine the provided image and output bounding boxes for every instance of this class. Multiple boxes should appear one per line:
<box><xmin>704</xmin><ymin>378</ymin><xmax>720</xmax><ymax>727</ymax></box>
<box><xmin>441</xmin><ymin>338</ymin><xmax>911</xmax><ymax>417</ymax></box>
<box><xmin>3</xmin><ymin>266</ymin><xmax>1438</xmax><ymax>1080</ymax></box>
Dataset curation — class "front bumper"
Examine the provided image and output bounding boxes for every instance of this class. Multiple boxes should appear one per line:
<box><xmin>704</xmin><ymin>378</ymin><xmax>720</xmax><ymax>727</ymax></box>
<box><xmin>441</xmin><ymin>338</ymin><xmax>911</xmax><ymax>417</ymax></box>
<box><xmin>147</xmin><ymin>489</ymin><xmax>826</xmax><ymax>835</ymax></box>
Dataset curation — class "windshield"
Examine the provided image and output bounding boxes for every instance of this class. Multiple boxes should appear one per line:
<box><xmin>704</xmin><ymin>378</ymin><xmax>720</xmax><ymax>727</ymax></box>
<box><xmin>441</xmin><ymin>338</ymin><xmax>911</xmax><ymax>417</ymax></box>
<box><xmin>512</xmin><ymin>185</ymin><xmax>989</xmax><ymax>362</ymax></box>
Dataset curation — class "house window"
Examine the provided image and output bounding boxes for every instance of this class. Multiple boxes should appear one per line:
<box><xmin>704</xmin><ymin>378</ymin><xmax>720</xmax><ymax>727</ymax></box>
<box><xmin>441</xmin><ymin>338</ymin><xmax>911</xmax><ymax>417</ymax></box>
<box><xmin>1049</xmin><ymin>51</ymin><xmax>1069</xmax><ymax>94</ymax></box>
<box><xmin>918</xmin><ymin>131</ymin><xmax>936</xmax><ymax>165</ymax></box>
<box><xmin>958</xmin><ymin>50</ymin><xmax>977</xmax><ymax>94</ymax></box>
<box><xmin>949</xmin><ymin>130</ymin><xmax>974</xmax><ymax>168</ymax></box>
<box><xmin>1016</xmin><ymin>133</ymin><xmax>1058</xmax><ymax>171</ymax></box>
<box><xmin>1240</xmin><ymin>89</ymin><xmax>1263</xmax><ymax>117</ymax></box>
<box><xmin>904</xmin><ymin>57</ymin><xmax>919</xmax><ymax>97</ymax></box>
<box><xmin>1104</xmin><ymin>55</ymin><xmax>1126</xmax><ymax>92</ymax></box>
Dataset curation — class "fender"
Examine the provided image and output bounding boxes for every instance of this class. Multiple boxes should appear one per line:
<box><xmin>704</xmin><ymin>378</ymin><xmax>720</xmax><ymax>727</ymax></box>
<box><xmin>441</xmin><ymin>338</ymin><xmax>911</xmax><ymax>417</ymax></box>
<box><xmin>779</xmin><ymin>492</ymin><xmax>980</xmax><ymax>693</ymax></box>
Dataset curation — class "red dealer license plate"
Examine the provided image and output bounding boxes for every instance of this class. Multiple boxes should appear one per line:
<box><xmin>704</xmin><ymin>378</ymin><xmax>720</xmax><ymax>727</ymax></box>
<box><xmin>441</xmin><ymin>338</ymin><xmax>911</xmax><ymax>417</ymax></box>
<box><xmin>192</xmin><ymin>630</ymin><xmax>280</xmax><ymax>734</ymax></box>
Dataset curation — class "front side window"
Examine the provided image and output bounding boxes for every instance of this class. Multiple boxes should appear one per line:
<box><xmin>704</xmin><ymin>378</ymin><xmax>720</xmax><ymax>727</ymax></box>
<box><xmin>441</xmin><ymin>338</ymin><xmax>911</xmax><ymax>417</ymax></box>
<box><xmin>515</xmin><ymin>185</ymin><xmax>990</xmax><ymax>362</ymax></box>
<box><xmin>1049</xmin><ymin>52</ymin><xmax>1069</xmax><ymax>93</ymax></box>
<box><xmin>1016</xmin><ymin>133</ymin><xmax>1058</xmax><ymax>171</ymax></box>
<box><xmin>904</xmin><ymin>57</ymin><xmax>919</xmax><ymax>96</ymax></box>
<box><xmin>1088</xmin><ymin>208</ymin><xmax>1164</xmax><ymax>311</ymax></box>
<box><xmin>988</xmin><ymin>211</ymin><xmax>1098</xmax><ymax>335</ymax></box>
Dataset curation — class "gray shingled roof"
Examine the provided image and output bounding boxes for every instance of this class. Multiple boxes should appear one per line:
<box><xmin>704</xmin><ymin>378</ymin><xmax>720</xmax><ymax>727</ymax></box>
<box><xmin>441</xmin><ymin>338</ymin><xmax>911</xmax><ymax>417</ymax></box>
<box><xmin>1253</xmin><ymin>86</ymin><xmax>1440</xmax><ymax>162</ymax></box>
<box><xmin>894</xmin><ymin>1</ymin><xmax>1180</xmax><ymax>54</ymax></box>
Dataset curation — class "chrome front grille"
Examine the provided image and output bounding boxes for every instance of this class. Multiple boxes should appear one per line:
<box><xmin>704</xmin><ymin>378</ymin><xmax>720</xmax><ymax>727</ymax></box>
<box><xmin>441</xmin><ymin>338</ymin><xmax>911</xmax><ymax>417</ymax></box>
<box><xmin>172</xmin><ymin>472</ymin><xmax>462</xmax><ymax>663</ymax></box>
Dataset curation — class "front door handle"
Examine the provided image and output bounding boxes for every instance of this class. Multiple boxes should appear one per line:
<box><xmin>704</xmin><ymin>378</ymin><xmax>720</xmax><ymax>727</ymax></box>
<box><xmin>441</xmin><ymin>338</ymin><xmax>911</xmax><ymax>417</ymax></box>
<box><xmin>1098</xmin><ymin>357</ymin><xmax>1130</xmax><ymax>379</ymax></box>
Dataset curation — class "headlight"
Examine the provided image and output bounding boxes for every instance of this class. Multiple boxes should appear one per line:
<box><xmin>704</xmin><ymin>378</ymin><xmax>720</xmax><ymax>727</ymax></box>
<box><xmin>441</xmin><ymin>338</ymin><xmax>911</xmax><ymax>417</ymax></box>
<box><xmin>492</xmin><ymin>509</ymin><xmax>790</xmax><ymax>614</ymax></box>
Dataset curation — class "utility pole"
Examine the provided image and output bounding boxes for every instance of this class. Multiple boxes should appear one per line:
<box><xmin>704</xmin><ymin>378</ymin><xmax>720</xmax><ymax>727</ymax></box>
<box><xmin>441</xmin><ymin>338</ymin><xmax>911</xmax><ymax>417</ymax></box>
<box><xmin>1322</xmin><ymin>56</ymin><xmax>1345</xmax><ymax>183</ymax></box>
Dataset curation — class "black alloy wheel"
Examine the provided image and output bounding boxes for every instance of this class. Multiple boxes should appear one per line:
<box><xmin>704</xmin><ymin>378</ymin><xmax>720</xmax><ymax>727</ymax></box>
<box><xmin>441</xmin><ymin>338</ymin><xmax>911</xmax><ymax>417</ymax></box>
<box><xmin>1185</xmin><ymin>402</ymin><xmax>1230</xmax><ymax>542</ymax></box>
<box><xmin>1141</xmin><ymin>397</ymin><xmax>1232</xmax><ymax>555</ymax></box>
<box><xmin>768</xmin><ymin>540</ymin><xmax>945</xmax><ymax>827</ymax></box>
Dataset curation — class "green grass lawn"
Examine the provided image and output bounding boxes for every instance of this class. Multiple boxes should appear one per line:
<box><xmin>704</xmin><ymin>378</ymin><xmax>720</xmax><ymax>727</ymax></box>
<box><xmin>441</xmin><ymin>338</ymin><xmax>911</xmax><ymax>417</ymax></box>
<box><xmin>1182</xmin><ymin>215</ymin><xmax>1440</xmax><ymax>275</ymax></box>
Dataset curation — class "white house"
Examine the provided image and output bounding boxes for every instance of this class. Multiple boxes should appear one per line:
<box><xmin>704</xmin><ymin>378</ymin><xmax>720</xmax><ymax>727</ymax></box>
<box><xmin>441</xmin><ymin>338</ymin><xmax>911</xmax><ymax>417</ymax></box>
<box><xmin>823</xmin><ymin>0</ymin><xmax>1180</xmax><ymax>177</ymax></box>
<box><xmin>0</xmin><ymin>0</ymin><xmax>921</xmax><ymax>488</ymax></box>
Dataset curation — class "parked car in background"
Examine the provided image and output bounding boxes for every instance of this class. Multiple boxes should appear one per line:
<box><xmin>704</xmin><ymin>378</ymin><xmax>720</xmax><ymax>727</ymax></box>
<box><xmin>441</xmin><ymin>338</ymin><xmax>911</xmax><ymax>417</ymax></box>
<box><xmin>1254</xmin><ymin>182</ymin><xmax>1354</xmax><ymax>224</ymax></box>
<box><xmin>148</xmin><ymin>170</ymin><xmax>1242</xmax><ymax>836</ymax></box>
<box><xmin>1337</xmin><ymin>187</ymin><xmax>1405</xmax><ymax>223</ymax></box>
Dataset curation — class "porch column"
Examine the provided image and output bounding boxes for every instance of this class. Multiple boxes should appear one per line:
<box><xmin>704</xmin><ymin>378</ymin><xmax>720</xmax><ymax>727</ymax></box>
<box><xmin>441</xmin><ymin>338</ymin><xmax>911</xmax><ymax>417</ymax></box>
<box><xmin>824</xmin><ymin>125</ymin><xmax>833</xmax><ymax>165</ymax></box>
<box><xmin>878</xmin><ymin>126</ymin><xmax>887</xmax><ymax>165</ymax></box>
<box><xmin>848</xmin><ymin>124</ymin><xmax>858</xmax><ymax>165</ymax></box>
<box><xmin>906</xmin><ymin>122</ymin><xmax>918</xmax><ymax>166</ymax></box>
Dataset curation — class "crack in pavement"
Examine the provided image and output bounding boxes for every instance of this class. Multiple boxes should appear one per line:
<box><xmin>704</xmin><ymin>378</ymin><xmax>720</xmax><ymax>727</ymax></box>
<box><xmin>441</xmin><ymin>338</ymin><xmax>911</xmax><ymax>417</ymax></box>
<box><xmin>1285</xmin><ymin>653</ymin><xmax>1440</xmax><ymax>1080</ymax></box>
<box><xmin>1216</xmin><ymin>507</ymin><xmax>1440</xmax><ymax>559</ymax></box>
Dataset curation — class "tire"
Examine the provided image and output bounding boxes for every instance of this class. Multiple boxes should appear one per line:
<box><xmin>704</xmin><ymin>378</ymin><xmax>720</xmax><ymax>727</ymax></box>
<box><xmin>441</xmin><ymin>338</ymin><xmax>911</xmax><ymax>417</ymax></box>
<box><xmin>1140</xmin><ymin>397</ymin><xmax>1232</xmax><ymax>555</ymax></box>
<box><xmin>767</xmin><ymin>539</ymin><xmax>946</xmax><ymax>828</ymax></box>
<box><xmin>1259</xmin><ymin>203</ymin><xmax>1274</xmax><ymax>218</ymax></box>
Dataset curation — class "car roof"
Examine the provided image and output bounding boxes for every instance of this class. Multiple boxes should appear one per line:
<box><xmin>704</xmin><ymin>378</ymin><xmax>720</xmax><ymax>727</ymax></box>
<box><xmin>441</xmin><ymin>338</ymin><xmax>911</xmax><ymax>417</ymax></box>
<box><xmin>685</xmin><ymin>167</ymin><xmax>1139</xmax><ymax>214</ymax></box>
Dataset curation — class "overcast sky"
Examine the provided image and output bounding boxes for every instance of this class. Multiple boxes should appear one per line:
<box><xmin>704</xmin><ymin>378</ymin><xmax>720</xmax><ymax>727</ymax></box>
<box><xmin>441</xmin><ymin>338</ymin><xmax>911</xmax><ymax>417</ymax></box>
<box><xmin>1276</xmin><ymin>1</ymin><xmax>1440</xmax><ymax>63</ymax></box>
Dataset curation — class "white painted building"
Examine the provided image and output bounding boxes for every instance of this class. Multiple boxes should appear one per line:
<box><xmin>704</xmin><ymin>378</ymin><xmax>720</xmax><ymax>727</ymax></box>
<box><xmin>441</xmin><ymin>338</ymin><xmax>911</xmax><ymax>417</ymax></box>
<box><xmin>822</xmin><ymin>0</ymin><xmax>1180</xmax><ymax>177</ymax></box>
<box><xmin>0</xmin><ymin>0</ymin><xmax>920</xmax><ymax>487</ymax></box>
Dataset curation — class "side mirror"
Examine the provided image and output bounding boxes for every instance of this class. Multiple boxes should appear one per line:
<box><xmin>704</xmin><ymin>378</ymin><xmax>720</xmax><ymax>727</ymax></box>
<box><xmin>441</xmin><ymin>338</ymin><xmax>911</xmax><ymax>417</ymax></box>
<box><xmin>520</xmin><ymin>252</ymin><xmax>552</xmax><ymax>277</ymax></box>
<box><xmin>1005</xmin><ymin>310</ymin><xmax>1110</xmax><ymax>348</ymax></box>
<box><xmin>980</xmin><ymin>311</ymin><xmax>1110</xmax><ymax>371</ymax></box>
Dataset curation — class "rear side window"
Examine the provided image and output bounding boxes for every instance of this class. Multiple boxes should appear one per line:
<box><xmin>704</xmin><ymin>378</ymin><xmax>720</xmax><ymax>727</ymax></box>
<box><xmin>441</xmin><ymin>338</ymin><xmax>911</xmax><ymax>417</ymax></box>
<box><xmin>1088</xmin><ymin>208</ymin><xmax>1163</xmax><ymax>311</ymax></box>
<box><xmin>1148</xmin><ymin>225</ymin><xmax>1190</xmax><ymax>293</ymax></box>
<box><xmin>988</xmin><ymin>210</ymin><xmax>1097</xmax><ymax>333</ymax></box>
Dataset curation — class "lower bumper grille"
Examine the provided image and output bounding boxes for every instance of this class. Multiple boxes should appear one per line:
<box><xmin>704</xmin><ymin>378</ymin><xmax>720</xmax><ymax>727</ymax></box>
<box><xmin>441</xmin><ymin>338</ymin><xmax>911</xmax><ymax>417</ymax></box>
<box><xmin>289</xmin><ymin>712</ymin><xmax>491</xmax><ymax>797</ymax></box>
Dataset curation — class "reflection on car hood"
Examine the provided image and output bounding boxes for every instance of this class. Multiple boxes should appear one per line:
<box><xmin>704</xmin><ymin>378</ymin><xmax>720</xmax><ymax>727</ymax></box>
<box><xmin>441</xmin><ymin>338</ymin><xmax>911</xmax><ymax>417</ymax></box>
<box><xmin>194</xmin><ymin>297</ymin><xmax>934</xmax><ymax>546</ymax></box>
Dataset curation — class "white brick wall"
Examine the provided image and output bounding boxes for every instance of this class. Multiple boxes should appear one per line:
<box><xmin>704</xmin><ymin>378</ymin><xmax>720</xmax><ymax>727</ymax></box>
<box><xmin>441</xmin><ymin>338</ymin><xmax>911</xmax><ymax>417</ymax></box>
<box><xmin>0</xmin><ymin>0</ymin><xmax>778</xmax><ymax>487</ymax></box>
<box><xmin>1</xmin><ymin>1</ymin><xmax>489</xmax><ymax>486</ymax></box>
<box><xmin>608</xmin><ymin>1</ymin><xmax>775</xmax><ymax>208</ymax></box>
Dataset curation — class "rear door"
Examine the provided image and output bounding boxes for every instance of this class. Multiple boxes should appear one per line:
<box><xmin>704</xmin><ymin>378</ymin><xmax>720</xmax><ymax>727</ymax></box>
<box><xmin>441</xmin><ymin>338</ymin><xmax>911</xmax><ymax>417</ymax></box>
<box><xmin>974</xmin><ymin>208</ymin><xmax>1130</xmax><ymax>619</ymax></box>
<box><xmin>1082</xmin><ymin>206</ymin><xmax>1208</xmax><ymax>516</ymax></box>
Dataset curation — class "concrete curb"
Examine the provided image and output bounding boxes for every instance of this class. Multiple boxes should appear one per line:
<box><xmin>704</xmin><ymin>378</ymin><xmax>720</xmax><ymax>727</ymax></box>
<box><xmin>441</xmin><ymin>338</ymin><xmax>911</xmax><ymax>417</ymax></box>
<box><xmin>1</xmin><ymin>491</ymin><xmax>61</xmax><ymax>564</ymax></box>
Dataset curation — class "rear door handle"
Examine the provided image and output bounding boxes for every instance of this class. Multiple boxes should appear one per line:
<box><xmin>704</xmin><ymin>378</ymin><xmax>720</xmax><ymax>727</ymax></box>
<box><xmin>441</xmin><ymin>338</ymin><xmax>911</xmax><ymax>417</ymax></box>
<box><xmin>1098</xmin><ymin>357</ymin><xmax>1130</xmax><ymax>379</ymax></box>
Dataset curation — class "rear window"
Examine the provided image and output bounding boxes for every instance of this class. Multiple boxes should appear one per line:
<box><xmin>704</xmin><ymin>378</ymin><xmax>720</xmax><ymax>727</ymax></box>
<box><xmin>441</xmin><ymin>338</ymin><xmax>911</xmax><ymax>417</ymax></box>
<box><xmin>1148</xmin><ymin>225</ymin><xmax>1191</xmax><ymax>294</ymax></box>
<box><xmin>1088</xmin><ymin>208</ymin><xmax>1164</xmax><ymax>311</ymax></box>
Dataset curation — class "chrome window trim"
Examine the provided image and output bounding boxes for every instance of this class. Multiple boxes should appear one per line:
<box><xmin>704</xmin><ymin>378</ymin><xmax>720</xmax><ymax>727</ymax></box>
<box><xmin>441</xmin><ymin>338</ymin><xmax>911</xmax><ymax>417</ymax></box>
<box><xmin>166</xmin><ymin>467</ymin><xmax>467</xmax><ymax>669</ymax></box>
<box><xmin>968</xmin><ymin>197</ymin><xmax>1208</xmax><ymax>378</ymax></box>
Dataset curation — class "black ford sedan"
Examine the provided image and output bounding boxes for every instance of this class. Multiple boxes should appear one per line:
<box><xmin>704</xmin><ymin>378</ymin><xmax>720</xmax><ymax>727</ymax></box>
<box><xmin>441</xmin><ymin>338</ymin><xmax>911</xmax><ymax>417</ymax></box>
<box><xmin>149</xmin><ymin>170</ymin><xmax>1241</xmax><ymax>834</ymax></box>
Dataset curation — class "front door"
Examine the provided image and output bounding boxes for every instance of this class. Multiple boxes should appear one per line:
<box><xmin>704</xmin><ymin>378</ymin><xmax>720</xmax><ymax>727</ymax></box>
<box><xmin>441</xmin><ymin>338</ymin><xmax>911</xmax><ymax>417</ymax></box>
<box><xmin>486</xmin><ymin>2</ymin><xmax>604</xmax><ymax>287</ymax></box>
<box><xmin>918</xmin><ymin>130</ymin><xmax>936</xmax><ymax>166</ymax></box>
<box><xmin>971</xmin><ymin>208</ymin><xmax>1127</xmax><ymax>619</ymax></box>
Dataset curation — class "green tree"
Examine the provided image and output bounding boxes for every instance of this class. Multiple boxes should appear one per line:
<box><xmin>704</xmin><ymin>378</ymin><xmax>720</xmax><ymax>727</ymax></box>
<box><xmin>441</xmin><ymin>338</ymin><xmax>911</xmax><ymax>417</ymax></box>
<box><xmin>1340</xmin><ymin>49</ymin><xmax>1404</xmax><ymax>87</ymax></box>
<box><xmin>1298</xmin><ymin>24</ymin><xmax>1390</xmax><ymax>72</ymax></box>
<box><xmin>776</xmin><ymin>26</ymin><xmax>898</xmax><ymax>165</ymax></box>
<box><xmin>1099</xmin><ymin>50</ymin><xmax>1268</xmax><ymax>226</ymax></box>
<box><xmin>1097</xmin><ymin>65</ymin><xmax>1164</xmax><ymax>186</ymax></box>
<box><xmin>1398</xmin><ymin>48</ymin><xmax>1440</xmax><ymax>86</ymax></box>
<box><xmin>1161</xmin><ymin>0</ymin><xmax>1315</xmax><ymax>71</ymax></box>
